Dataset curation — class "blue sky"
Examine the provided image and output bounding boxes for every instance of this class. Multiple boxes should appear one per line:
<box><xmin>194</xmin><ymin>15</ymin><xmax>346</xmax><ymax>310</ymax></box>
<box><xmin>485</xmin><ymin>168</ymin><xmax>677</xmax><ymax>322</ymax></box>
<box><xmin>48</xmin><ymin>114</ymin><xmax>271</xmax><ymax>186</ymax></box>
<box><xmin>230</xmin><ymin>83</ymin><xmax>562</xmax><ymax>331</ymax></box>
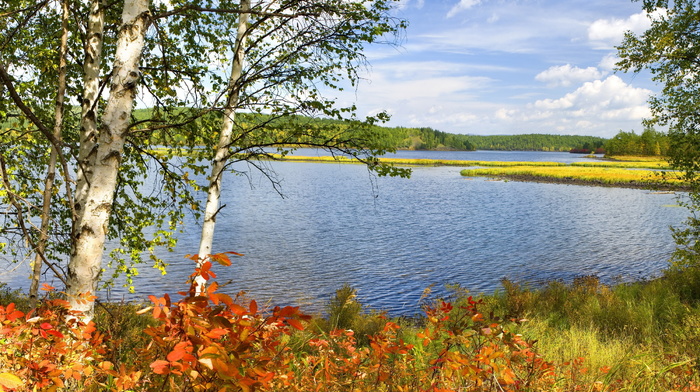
<box><xmin>339</xmin><ymin>0</ymin><xmax>659</xmax><ymax>138</ymax></box>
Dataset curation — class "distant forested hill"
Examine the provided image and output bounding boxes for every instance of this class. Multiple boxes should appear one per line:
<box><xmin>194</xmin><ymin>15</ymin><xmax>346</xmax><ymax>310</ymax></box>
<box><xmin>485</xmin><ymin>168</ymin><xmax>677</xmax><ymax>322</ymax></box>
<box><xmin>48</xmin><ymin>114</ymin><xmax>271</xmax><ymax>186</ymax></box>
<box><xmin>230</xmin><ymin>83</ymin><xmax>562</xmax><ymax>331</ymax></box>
<box><xmin>463</xmin><ymin>134</ymin><xmax>607</xmax><ymax>152</ymax></box>
<box><xmin>132</xmin><ymin>109</ymin><xmax>607</xmax><ymax>152</ymax></box>
<box><xmin>136</xmin><ymin>109</ymin><xmax>478</xmax><ymax>151</ymax></box>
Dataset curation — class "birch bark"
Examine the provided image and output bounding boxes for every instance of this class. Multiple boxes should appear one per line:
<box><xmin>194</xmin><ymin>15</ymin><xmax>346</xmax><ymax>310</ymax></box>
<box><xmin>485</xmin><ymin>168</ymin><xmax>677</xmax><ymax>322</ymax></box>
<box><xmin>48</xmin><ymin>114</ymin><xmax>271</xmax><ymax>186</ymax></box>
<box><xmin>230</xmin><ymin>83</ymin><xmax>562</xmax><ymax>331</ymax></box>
<box><xmin>29</xmin><ymin>0</ymin><xmax>70</xmax><ymax>304</ymax></box>
<box><xmin>66</xmin><ymin>0</ymin><xmax>150</xmax><ymax>318</ymax></box>
<box><xmin>195</xmin><ymin>0</ymin><xmax>250</xmax><ymax>292</ymax></box>
<box><xmin>74</xmin><ymin>0</ymin><xmax>105</xmax><ymax>229</ymax></box>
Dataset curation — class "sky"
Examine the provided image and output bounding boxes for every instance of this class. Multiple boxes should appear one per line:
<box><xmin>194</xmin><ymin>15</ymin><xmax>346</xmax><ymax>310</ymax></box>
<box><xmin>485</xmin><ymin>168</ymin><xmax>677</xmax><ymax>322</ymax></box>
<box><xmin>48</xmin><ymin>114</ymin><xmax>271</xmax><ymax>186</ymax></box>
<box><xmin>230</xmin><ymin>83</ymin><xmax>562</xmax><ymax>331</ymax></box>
<box><xmin>337</xmin><ymin>0</ymin><xmax>660</xmax><ymax>138</ymax></box>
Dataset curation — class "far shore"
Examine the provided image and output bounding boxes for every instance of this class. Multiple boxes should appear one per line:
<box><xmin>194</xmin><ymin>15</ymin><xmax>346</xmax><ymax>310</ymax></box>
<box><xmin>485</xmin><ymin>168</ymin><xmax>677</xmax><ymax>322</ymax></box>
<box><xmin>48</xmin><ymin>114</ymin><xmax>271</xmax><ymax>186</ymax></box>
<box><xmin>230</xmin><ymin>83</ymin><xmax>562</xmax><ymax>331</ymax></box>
<box><xmin>268</xmin><ymin>153</ymin><xmax>683</xmax><ymax>191</ymax></box>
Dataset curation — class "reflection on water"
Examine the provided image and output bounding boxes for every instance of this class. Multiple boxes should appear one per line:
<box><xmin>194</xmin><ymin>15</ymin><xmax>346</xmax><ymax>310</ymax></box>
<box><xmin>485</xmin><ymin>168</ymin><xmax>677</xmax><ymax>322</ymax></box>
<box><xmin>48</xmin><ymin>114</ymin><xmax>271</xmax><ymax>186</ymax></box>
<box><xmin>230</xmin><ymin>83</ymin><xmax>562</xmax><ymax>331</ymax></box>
<box><xmin>0</xmin><ymin>151</ymin><xmax>688</xmax><ymax>315</ymax></box>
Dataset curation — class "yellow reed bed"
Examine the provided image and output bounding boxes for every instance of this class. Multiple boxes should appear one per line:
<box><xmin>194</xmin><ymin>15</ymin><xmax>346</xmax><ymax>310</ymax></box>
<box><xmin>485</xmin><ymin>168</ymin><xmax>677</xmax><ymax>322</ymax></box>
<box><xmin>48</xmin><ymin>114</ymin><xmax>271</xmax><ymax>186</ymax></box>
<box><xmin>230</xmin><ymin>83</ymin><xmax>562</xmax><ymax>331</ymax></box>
<box><xmin>460</xmin><ymin>165</ymin><xmax>683</xmax><ymax>187</ymax></box>
<box><xmin>606</xmin><ymin>155</ymin><xmax>668</xmax><ymax>162</ymax></box>
<box><xmin>570</xmin><ymin>160</ymin><xmax>669</xmax><ymax>169</ymax></box>
<box><xmin>267</xmin><ymin>154</ymin><xmax>682</xmax><ymax>188</ymax></box>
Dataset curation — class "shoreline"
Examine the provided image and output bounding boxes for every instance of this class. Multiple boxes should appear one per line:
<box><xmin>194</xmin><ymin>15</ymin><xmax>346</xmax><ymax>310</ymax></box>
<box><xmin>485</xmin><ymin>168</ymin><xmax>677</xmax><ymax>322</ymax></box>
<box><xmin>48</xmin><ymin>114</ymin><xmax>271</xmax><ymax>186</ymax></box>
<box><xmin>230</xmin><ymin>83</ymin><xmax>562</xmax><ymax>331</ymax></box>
<box><xmin>475</xmin><ymin>173</ymin><xmax>686</xmax><ymax>191</ymax></box>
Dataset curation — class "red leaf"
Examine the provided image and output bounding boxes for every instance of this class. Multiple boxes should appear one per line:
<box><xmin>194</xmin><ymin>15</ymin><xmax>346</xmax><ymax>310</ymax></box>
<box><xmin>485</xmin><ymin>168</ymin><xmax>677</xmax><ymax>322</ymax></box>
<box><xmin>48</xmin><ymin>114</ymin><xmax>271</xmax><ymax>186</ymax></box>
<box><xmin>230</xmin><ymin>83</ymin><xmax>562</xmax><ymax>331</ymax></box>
<box><xmin>4</xmin><ymin>304</ymin><xmax>23</xmax><ymax>322</ymax></box>
<box><xmin>46</xmin><ymin>330</ymin><xmax>64</xmax><ymax>339</ymax></box>
<box><xmin>40</xmin><ymin>283</ymin><xmax>55</xmax><ymax>292</ymax></box>
<box><xmin>286</xmin><ymin>318</ymin><xmax>304</xmax><ymax>331</ymax></box>
<box><xmin>249</xmin><ymin>300</ymin><xmax>258</xmax><ymax>315</ymax></box>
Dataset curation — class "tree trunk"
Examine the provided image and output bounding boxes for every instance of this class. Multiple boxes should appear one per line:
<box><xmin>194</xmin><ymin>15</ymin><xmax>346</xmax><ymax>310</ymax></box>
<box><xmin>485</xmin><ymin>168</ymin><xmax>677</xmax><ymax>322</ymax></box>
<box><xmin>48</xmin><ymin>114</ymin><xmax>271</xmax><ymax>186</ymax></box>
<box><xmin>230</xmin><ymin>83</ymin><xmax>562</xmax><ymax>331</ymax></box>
<box><xmin>75</xmin><ymin>0</ymin><xmax>105</xmax><ymax>230</ymax></box>
<box><xmin>29</xmin><ymin>0</ymin><xmax>70</xmax><ymax>305</ymax></box>
<box><xmin>66</xmin><ymin>0</ymin><xmax>150</xmax><ymax>319</ymax></box>
<box><xmin>195</xmin><ymin>0</ymin><xmax>250</xmax><ymax>292</ymax></box>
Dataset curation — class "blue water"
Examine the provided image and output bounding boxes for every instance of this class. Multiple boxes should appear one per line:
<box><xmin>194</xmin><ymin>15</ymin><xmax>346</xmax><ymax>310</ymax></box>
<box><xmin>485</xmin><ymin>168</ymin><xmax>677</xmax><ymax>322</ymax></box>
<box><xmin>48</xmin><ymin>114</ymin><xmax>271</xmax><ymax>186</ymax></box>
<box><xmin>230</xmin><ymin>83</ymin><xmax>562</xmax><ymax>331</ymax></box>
<box><xmin>0</xmin><ymin>151</ymin><xmax>688</xmax><ymax>315</ymax></box>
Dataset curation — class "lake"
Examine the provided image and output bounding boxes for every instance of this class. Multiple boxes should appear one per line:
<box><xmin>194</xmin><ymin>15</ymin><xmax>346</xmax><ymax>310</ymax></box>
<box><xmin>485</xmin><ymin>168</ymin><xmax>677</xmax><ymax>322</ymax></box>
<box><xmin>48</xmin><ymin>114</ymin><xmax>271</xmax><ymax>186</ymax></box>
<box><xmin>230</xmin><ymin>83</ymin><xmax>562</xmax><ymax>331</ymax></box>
<box><xmin>0</xmin><ymin>150</ymin><xmax>689</xmax><ymax>315</ymax></box>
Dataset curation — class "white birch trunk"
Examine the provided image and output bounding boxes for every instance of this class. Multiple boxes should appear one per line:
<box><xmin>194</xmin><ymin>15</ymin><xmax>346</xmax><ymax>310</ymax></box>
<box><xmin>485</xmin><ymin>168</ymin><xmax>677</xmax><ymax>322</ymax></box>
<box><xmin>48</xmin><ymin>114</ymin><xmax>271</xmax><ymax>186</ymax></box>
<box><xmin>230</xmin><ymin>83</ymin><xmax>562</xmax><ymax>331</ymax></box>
<box><xmin>75</xmin><ymin>0</ymin><xmax>105</xmax><ymax>228</ymax></box>
<box><xmin>195</xmin><ymin>0</ymin><xmax>250</xmax><ymax>292</ymax></box>
<box><xmin>66</xmin><ymin>0</ymin><xmax>150</xmax><ymax>319</ymax></box>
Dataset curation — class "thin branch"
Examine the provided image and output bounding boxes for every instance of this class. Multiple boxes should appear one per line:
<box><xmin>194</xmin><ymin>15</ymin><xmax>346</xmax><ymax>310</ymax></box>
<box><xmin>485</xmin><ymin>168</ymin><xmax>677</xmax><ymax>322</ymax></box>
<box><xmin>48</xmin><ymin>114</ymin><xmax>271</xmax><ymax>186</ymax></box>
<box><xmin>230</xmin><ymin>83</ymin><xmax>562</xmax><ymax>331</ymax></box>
<box><xmin>153</xmin><ymin>5</ymin><xmax>319</xmax><ymax>20</ymax></box>
<box><xmin>0</xmin><ymin>156</ymin><xmax>67</xmax><ymax>286</ymax></box>
<box><xmin>0</xmin><ymin>63</ymin><xmax>78</xmax><ymax>229</ymax></box>
<box><xmin>0</xmin><ymin>0</ymin><xmax>50</xmax><ymax>51</ymax></box>
<box><xmin>0</xmin><ymin>63</ymin><xmax>58</xmax><ymax>146</ymax></box>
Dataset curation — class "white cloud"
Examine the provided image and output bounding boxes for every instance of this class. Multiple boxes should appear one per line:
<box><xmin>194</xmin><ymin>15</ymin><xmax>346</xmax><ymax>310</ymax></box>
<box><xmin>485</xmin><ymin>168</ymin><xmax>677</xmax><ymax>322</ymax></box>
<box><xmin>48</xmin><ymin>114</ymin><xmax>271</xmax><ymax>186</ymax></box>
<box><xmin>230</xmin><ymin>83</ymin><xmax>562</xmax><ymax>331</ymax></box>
<box><xmin>598</xmin><ymin>54</ymin><xmax>620</xmax><ymax>72</ymax></box>
<box><xmin>587</xmin><ymin>11</ymin><xmax>654</xmax><ymax>49</ymax></box>
<box><xmin>411</xmin><ymin>10</ymin><xmax>588</xmax><ymax>55</ymax></box>
<box><xmin>327</xmin><ymin>1</ymin><xmax>661</xmax><ymax>137</ymax></box>
<box><xmin>535</xmin><ymin>64</ymin><xmax>605</xmax><ymax>87</ymax></box>
<box><xmin>396</xmin><ymin>0</ymin><xmax>425</xmax><ymax>10</ymax></box>
<box><xmin>533</xmin><ymin>76</ymin><xmax>651</xmax><ymax>117</ymax></box>
<box><xmin>484</xmin><ymin>76</ymin><xmax>653</xmax><ymax>136</ymax></box>
<box><xmin>447</xmin><ymin>0</ymin><xmax>482</xmax><ymax>18</ymax></box>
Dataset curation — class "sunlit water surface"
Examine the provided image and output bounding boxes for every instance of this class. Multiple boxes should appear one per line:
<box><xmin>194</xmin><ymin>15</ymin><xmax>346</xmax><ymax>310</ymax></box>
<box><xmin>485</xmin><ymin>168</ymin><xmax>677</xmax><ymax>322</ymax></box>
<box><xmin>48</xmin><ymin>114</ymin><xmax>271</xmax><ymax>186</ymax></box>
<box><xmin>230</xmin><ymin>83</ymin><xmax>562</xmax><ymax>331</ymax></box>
<box><xmin>1</xmin><ymin>151</ymin><xmax>688</xmax><ymax>315</ymax></box>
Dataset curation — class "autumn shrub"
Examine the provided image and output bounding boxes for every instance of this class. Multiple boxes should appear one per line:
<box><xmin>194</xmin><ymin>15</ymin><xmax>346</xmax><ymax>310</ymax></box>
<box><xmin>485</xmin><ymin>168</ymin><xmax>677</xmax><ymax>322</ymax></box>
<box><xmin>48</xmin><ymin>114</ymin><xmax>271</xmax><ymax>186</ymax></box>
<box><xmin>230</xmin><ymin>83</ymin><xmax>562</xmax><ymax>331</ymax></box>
<box><xmin>3</xmin><ymin>254</ymin><xmax>700</xmax><ymax>391</ymax></box>
<box><xmin>0</xmin><ymin>288</ymin><xmax>109</xmax><ymax>391</ymax></box>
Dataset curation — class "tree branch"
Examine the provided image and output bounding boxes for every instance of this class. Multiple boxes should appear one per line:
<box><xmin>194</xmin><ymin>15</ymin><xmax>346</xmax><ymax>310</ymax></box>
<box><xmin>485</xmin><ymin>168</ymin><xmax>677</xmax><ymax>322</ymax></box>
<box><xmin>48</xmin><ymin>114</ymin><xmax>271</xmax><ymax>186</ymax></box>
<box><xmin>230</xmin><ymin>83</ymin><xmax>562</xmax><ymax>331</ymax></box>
<box><xmin>153</xmin><ymin>5</ymin><xmax>319</xmax><ymax>20</ymax></box>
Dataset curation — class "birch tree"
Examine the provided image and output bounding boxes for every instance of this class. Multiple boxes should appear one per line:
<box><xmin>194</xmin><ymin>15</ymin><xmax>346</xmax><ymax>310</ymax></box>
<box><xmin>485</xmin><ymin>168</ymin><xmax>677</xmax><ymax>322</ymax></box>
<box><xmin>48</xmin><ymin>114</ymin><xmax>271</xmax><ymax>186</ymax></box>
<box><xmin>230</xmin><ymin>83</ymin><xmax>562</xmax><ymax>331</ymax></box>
<box><xmin>0</xmin><ymin>0</ymin><xmax>407</xmax><ymax>318</ymax></box>
<box><xmin>65</xmin><ymin>0</ymin><xmax>152</xmax><ymax>317</ymax></box>
<box><xmin>194</xmin><ymin>0</ymin><xmax>250</xmax><ymax>291</ymax></box>
<box><xmin>188</xmin><ymin>1</ymin><xmax>409</xmax><ymax>286</ymax></box>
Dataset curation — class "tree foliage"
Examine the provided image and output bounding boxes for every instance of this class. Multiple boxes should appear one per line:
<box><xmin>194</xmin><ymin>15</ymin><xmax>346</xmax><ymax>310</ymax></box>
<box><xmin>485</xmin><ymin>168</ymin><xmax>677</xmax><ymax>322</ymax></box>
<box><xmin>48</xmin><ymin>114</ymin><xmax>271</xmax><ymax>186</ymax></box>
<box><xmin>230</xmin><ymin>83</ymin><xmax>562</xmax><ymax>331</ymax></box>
<box><xmin>617</xmin><ymin>0</ymin><xmax>700</xmax><ymax>268</ymax></box>
<box><xmin>604</xmin><ymin>127</ymin><xmax>669</xmax><ymax>156</ymax></box>
<box><xmin>463</xmin><ymin>134</ymin><xmax>606</xmax><ymax>152</ymax></box>
<box><xmin>0</xmin><ymin>0</ymin><xmax>409</xmax><ymax>316</ymax></box>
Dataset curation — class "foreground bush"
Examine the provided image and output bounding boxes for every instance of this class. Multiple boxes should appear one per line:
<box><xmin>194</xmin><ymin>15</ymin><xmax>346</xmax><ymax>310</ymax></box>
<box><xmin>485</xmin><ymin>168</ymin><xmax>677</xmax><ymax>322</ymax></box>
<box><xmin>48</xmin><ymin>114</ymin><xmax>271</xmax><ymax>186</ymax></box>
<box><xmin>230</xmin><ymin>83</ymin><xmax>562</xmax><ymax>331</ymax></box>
<box><xmin>0</xmin><ymin>254</ymin><xmax>699</xmax><ymax>391</ymax></box>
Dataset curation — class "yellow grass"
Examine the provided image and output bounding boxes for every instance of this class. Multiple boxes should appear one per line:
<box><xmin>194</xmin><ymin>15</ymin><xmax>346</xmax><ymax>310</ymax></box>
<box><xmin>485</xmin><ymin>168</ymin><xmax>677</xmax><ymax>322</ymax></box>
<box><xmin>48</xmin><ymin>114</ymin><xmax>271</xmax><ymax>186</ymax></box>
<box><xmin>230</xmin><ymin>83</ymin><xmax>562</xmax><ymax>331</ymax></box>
<box><xmin>570</xmin><ymin>160</ymin><xmax>670</xmax><ymax>169</ymax></box>
<box><xmin>606</xmin><ymin>155</ymin><xmax>668</xmax><ymax>162</ymax></box>
<box><xmin>459</xmin><ymin>165</ymin><xmax>683</xmax><ymax>187</ymax></box>
<box><xmin>269</xmin><ymin>154</ymin><xmax>682</xmax><ymax>188</ymax></box>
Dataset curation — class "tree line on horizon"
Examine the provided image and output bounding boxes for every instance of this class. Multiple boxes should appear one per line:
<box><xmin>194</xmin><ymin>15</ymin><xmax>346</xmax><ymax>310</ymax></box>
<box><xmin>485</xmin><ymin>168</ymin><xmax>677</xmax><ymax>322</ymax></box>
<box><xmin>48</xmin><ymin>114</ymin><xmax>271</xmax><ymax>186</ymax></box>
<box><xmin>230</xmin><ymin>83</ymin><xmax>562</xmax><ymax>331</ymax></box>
<box><xmin>144</xmin><ymin>109</ymin><xmax>670</xmax><ymax>155</ymax></box>
<box><xmin>140</xmin><ymin>110</ymin><xmax>623</xmax><ymax>153</ymax></box>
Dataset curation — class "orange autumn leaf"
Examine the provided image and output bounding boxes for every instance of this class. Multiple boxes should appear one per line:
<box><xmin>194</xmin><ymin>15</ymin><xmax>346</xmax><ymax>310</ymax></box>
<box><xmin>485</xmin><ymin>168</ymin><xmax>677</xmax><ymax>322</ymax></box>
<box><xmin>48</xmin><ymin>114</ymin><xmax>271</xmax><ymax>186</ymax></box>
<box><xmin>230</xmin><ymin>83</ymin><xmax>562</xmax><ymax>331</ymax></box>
<box><xmin>210</xmin><ymin>253</ymin><xmax>231</xmax><ymax>266</ymax></box>
<box><xmin>205</xmin><ymin>328</ymin><xmax>228</xmax><ymax>339</ymax></box>
<box><xmin>150</xmin><ymin>360</ymin><xmax>170</xmax><ymax>375</ymax></box>
<box><xmin>229</xmin><ymin>303</ymin><xmax>247</xmax><ymax>316</ymax></box>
